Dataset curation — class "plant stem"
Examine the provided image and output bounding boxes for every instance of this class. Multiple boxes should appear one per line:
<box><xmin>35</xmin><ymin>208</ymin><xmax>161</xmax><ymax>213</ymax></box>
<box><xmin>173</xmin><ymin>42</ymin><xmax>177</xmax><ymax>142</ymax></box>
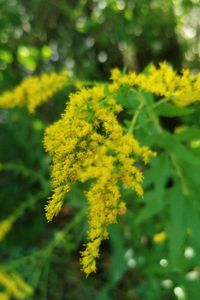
<box><xmin>131</xmin><ymin>88</ymin><xmax>162</xmax><ymax>133</ymax></box>
<box><xmin>128</xmin><ymin>103</ymin><xmax>144</xmax><ymax>133</ymax></box>
<box><xmin>153</xmin><ymin>97</ymin><xmax>172</xmax><ymax>108</ymax></box>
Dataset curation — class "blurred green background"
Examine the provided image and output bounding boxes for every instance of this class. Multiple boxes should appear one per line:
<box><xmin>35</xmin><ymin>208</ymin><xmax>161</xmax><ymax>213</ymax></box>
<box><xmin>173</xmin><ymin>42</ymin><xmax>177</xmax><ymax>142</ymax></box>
<box><xmin>0</xmin><ymin>0</ymin><xmax>200</xmax><ymax>299</ymax></box>
<box><xmin>0</xmin><ymin>0</ymin><xmax>199</xmax><ymax>88</ymax></box>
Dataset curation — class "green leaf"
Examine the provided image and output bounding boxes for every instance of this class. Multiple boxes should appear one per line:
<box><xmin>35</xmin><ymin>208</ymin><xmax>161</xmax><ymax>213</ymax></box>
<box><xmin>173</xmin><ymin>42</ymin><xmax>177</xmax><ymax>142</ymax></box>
<box><xmin>108</xmin><ymin>225</ymin><xmax>128</xmax><ymax>283</ymax></box>
<box><xmin>167</xmin><ymin>183</ymin><xmax>186</xmax><ymax>266</ymax></box>
<box><xmin>142</xmin><ymin>91</ymin><xmax>154</xmax><ymax>105</ymax></box>
<box><xmin>158</xmin><ymin>131</ymin><xmax>200</xmax><ymax>166</ymax></box>
<box><xmin>135</xmin><ymin>191</ymin><xmax>164</xmax><ymax>225</ymax></box>
<box><xmin>135</xmin><ymin>154</ymin><xmax>170</xmax><ymax>224</ymax></box>
<box><xmin>96</xmin><ymin>225</ymin><xmax>128</xmax><ymax>300</ymax></box>
<box><xmin>186</xmin><ymin>199</ymin><xmax>200</xmax><ymax>249</ymax></box>
<box><xmin>175</xmin><ymin>127</ymin><xmax>200</xmax><ymax>143</ymax></box>
<box><xmin>155</xmin><ymin>102</ymin><xmax>194</xmax><ymax>117</ymax></box>
<box><xmin>115</xmin><ymin>86</ymin><xmax>138</xmax><ymax>110</ymax></box>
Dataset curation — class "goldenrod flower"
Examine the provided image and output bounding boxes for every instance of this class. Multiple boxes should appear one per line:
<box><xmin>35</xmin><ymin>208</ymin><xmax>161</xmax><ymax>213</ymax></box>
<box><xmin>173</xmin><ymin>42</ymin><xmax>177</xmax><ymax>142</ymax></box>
<box><xmin>0</xmin><ymin>70</ymin><xmax>68</xmax><ymax>112</ymax></box>
<box><xmin>110</xmin><ymin>62</ymin><xmax>200</xmax><ymax>107</ymax></box>
<box><xmin>0</xmin><ymin>216</ymin><xmax>15</xmax><ymax>242</ymax></box>
<box><xmin>0</xmin><ymin>292</ymin><xmax>11</xmax><ymax>300</ymax></box>
<box><xmin>44</xmin><ymin>85</ymin><xmax>156</xmax><ymax>275</ymax></box>
<box><xmin>0</xmin><ymin>270</ymin><xmax>33</xmax><ymax>299</ymax></box>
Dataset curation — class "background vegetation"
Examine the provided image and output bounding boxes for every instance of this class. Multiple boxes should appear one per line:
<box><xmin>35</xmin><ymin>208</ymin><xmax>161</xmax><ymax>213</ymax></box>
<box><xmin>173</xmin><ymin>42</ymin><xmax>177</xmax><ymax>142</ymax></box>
<box><xmin>0</xmin><ymin>0</ymin><xmax>200</xmax><ymax>299</ymax></box>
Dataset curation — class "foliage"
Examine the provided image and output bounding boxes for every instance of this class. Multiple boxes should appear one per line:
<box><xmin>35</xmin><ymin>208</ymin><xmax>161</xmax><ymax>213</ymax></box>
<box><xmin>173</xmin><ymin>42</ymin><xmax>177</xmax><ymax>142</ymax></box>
<box><xmin>0</xmin><ymin>0</ymin><xmax>199</xmax><ymax>89</ymax></box>
<box><xmin>0</xmin><ymin>61</ymin><xmax>200</xmax><ymax>299</ymax></box>
<box><xmin>0</xmin><ymin>0</ymin><xmax>200</xmax><ymax>299</ymax></box>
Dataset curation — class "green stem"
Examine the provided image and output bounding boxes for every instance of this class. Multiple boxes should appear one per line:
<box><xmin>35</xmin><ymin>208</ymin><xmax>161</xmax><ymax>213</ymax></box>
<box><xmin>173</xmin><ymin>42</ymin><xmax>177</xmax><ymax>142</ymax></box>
<box><xmin>128</xmin><ymin>103</ymin><xmax>144</xmax><ymax>133</ymax></box>
<box><xmin>153</xmin><ymin>96</ymin><xmax>172</xmax><ymax>108</ymax></box>
<box><xmin>131</xmin><ymin>88</ymin><xmax>162</xmax><ymax>132</ymax></box>
<box><xmin>2</xmin><ymin>210</ymin><xmax>85</xmax><ymax>270</ymax></box>
<box><xmin>131</xmin><ymin>88</ymin><xmax>190</xmax><ymax>195</ymax></box>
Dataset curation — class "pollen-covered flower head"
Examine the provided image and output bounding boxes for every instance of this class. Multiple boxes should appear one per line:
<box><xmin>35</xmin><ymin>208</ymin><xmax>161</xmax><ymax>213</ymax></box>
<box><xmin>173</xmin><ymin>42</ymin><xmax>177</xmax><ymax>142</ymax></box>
<box><xmin>0</xmin><ymin>70</ymin><xmax>68</xmax><ymax>112</ymax></box>
<box><xmin>44</xmin><ymin>85</ymin><xmax>156</xmax><ymax>276</ymax></box>
<box><xmin>109</xmin><ymin>62</ymin><xmax>200</xmax><ymax>107</ymax></box>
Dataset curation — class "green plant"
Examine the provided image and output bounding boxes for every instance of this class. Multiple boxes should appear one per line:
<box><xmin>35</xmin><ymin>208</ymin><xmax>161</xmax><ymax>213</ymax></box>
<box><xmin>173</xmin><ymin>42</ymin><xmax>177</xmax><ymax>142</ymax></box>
<box><xmin>0</xmin><ymin>62</ymin><xmax>200</xmax><ymax>299</ymax></box>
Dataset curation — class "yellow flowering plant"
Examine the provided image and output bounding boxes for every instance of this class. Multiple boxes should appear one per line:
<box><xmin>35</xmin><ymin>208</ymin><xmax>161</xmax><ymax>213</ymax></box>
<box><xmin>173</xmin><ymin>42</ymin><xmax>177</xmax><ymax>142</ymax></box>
<box><xmin>0</xmin><ymin>270</ymin><xmax>33</xmax><ymax>299</ymax></box>
<box><xmin>0</xmin><ymin>62</ymin><xmax>200</xmax><ymax>296</ymax></box>
<box><xmin>44</xmin><ymin>85</ymin><xmax>156</xmax><ymax>275</ymax></box>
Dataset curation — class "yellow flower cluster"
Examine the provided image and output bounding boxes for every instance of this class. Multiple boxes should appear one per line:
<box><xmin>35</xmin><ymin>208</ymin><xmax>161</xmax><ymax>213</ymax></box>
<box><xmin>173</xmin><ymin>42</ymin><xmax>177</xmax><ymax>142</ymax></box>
<box><xmin>0</xmin><ymin>216</ymin><xmax>15</xmax><ymax>242</ymax></box>
<box><xmin>44</xmin><ymin>86</ymin><xmax>156</xmax><ymax>276</ymax></box>
<box><xmin>0</xmin><ymin>292</ymin><xmax>10</xmax><ymax>300</ymax></box>
<box><xmin>110</xmin><ymin>62</ymin><xmax>200</xmax><ymax>107</ymax></box>
<box><xmin>0</xmin><ymin>270</ymin><xmax>33</xmax><ymax>299</ymax></box>
<box><xmin>0</xmin><ymin>70</ymin><xmax>68</xmax><ymax>112</ymax></box>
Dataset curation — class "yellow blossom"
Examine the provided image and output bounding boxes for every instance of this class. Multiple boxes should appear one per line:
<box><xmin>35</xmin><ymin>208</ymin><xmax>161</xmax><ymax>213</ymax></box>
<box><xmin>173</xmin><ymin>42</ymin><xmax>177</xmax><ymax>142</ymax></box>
<box><xmin>44</xmin><ymin>85</ymin><xmax>155</xmax><ymax>275</ymax></box>
<box><xmin>110</xmin><ymin>68</ymin><xmax>121</xmax><ymax>81</ymax></box>
<box><xmin>110</xmin><ymin>62</ymin><xmax>200</xmax><ymax>107</ymax></box>
<box><xmin>0</xmin><ymin>292</ymin><xmax>10</xmax><ymax>300</ymax></box>
<box><xmin>118</xmin><ymin>201</ymin><xmax>127</xmax><ymax>215</ymax></box>
<box><xmin>0</xmin><ymin>216</ymin><xmax>15</xmax><ymax>242</ymax></box>
<box><xmin>153</xmin><ymin>231</ymin><xmax>167</xmax><ymax>244</ymax></box>
<box><xmin>0</xmin><ymin>70</ymin><xmax>68</xmax><ymax>112</ymax></box>
<box><xmin>0</xmin><ymin>270</ymin><xmax>33</xmax><ymax>299</ymax></box>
